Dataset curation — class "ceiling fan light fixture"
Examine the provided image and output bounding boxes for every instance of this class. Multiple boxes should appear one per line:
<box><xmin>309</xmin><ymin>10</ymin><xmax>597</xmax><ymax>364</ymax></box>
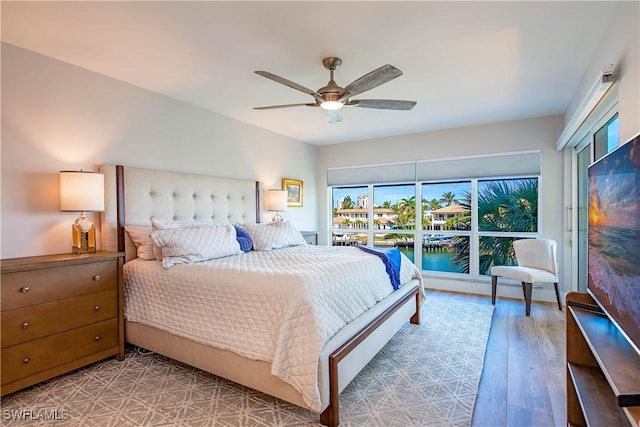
<box><xmin>327</xmin><ymin>110</ymin><xmax>343</xmax><ymax>124</ymax></box>
<box><xmin>320</xmin><ymin>100</ymin><xmax>344</xmax><ymax>111</ymax></box>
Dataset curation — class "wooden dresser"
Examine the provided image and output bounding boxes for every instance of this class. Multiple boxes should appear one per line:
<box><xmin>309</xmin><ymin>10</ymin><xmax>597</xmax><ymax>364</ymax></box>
<box><xmin>1</xmin><ymin>251</ymin><xmax>124</xmax><ymax>396</ymax></box>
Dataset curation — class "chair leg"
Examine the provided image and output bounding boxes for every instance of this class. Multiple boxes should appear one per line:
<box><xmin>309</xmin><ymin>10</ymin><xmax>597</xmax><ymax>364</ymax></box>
<box><xmin>522</xmin><ymin>282</ymin><xmax>533</xmax><ymax>316</ymax></box>
<box><xmin>491</xmin><ymin>275</ymin><xmax>498</xmax><ymax>305</ymax></box>
<box><xmin>554</xmin><ymin>282</ymin><xmax>562</xmax><ymax>311</ymax></box>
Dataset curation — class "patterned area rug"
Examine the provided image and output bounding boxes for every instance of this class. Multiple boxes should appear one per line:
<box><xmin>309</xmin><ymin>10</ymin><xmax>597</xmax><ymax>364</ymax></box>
<box><xmin>1</xmin><ymin>296</ymin><xmax>494</xmax><ymax>426</ymax></box>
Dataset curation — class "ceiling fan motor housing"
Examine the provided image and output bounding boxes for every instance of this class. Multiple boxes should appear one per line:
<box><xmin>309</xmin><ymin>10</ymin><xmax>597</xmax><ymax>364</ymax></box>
<box><xmin>318</xmin><ymin>84</ymin><xmax>345</xmax><ymax>103</ymax></box>
<box><xmin>318</xmin><ymin>57</ymin><xmax>346</xmax><ymax>103</ymax></box>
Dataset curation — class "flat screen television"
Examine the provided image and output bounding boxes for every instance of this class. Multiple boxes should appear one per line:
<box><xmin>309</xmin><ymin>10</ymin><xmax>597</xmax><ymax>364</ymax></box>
<box><xmin>588</xmin><ymin>132</ymin><xmax>640</xmax><ymax>354</ymax></box>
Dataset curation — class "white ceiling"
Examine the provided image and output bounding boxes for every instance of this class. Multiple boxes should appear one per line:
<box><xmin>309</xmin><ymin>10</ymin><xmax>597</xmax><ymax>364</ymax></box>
<box><xmin>2</xmin><ymin>1</ymin><xmax>617</xmax><ymax>145</ymax></box>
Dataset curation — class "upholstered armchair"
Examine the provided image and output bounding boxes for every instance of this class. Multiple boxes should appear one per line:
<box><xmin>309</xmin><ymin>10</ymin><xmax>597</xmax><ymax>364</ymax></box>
<box><xmin>490</xmin><ymin>238</ymin><xmax>562</xmax><ymax>316</ymax></box>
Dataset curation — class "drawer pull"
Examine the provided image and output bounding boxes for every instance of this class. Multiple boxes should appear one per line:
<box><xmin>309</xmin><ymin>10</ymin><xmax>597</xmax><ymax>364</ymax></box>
<box><xmin>94</xmin><ymin>305</ymin><xmax>101</xmax><ymax>311</ymax></box>
<box><xmin>20</xmin><ymin>286</ymin><xmax>31</xmax><ymax>293</ymax></box>
<box><xmin>22</xmin><ymin>321</ymin><xmax>31</xmax><ymax>329</ymax></box>
<box><xmin>23</xmin><ymin>357</ymin><xmax>31</xmax><ymax>364</ymax></box>
<box><xmin>93</xmin><ymin>275</ymin><xmax>101</xmax><ymax>281</ymax></box>
<box><xmin>95</xmin><ymin>335</ymin><xmax>101</xmax><ymax>341</ymax></box>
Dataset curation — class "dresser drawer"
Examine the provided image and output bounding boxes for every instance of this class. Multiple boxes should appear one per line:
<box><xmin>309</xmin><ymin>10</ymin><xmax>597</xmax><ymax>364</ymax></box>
<box><xmin>1</xmin><ymin>261</ymin><xmax>117</xmax><ymax>310</ymax></box>
<box><xmin>1</xmin><ymin>318</ymin><xmax>118</xmax><ymax>385</ymax></box>
<box><xmin>1</xmin><ymin>290</ymin><xmax>117</xmax><ymax>347</ymax></box>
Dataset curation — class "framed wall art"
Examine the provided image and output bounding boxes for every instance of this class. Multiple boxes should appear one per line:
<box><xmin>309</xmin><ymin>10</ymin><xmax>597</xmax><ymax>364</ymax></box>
<box><xmin>282</xmin><ymin>178</ymin><xmax>303</xmax><ymax>207</ymax></box>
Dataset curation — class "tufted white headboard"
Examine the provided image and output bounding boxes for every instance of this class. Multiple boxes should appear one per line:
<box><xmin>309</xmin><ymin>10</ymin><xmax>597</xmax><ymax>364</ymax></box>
<box><xmin>101</xmin><ymin>164</ymin><xmax>259</xmax><ymax>261</ymax></box>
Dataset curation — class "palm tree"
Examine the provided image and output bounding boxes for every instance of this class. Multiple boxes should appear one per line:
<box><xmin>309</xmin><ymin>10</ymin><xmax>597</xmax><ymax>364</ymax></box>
<box><xmin>439</xmin><ymin>191</ymin><xmax>458</xmax><ymax>206</ymax></box>
<box><xmin>397</xmin><ymin>196</ymin><xmax>416</xmax><ymax>216</ymax></box>
<box><xmin>396</xmin><ymin>196</ymin><xmax>417</xmax><ymax>229</ymax></box>
<box><xmin>444</xmin><ymin>213</ymin><xmax>470</xmax><ymax>231</ymax></box>
<box><xmin>477</xmin><ymin>179</ymin><xmax>538</xmax><ymax>274</ymax></box>
<box><xmin>427</xmin><ymin>199</ymin><xmax>442</xmax><ymax>210</ymax></box>
<box><xmin>448</xmin><ymin>179</ymin><xmax>538</xmax><ymax>275</ymax></box>
<box><xmin>478</xmin><ymin>179</ymin><xmax>538</xmax><ymax>232</ymax></box>
<box><xmin>449</xmin><ymin>236</ymin><xmax>471</xmax><ymax>274</ymax></box>
<box><xmin>382</xmin><ymin>200</ymin><xmax>392</xmax><ymax>208</ymax></box>
<box><xmin>422</xmin><ymin>216</ymin><xmax>432</xmax><ymax>230</ymax></box>
<box><xmin>341</xmin><ymin>195</ymin><xmax>355</xmax><ymax>209</ymax></box>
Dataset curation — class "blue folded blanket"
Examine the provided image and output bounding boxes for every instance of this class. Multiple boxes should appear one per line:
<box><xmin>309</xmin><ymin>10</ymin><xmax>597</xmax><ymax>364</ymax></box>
<box><xmin>355</xmin><ymin>246</ymin><xmax>402</xmax><ymax>290</ymax></box>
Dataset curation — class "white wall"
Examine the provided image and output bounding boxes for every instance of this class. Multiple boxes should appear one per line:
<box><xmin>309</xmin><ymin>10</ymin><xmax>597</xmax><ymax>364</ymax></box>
<box><xmin>1</xmin><ymin>44</ymin><xmax>317</xmax><ymax>258</ymax></box>
<box><xmin>565</xmin><ymin>1</ymin><xmax>639</xmax><ymax>143</ymax></box>
<box><xmin>316</xmin><ymin>115</ymin><xmax>565</xmax><ymax>302</ymax></box>
<box><xmin>561</xmin><ymin>1</ymin><xmax>639</xmax><ymax>292</ymax></box>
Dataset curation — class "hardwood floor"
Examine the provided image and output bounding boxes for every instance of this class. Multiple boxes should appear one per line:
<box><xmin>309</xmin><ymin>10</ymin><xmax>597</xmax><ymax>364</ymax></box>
<box><xmin>428</xmin><ymin>289</ymin><xmax>567</xmax><ymax>427</ymax></box>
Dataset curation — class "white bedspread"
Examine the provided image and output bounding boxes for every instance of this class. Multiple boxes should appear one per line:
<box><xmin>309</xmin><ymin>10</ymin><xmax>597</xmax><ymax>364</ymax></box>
<box><xmin>124</xmin><ymin>245</ymin><xmax>423</xmax><ymax>411</ymax></box>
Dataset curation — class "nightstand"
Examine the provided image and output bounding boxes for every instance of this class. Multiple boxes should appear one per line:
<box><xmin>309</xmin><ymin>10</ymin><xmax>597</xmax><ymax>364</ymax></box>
<box><xmin>1</xmin><ymin>251</ymin><xmax>124</xmax><ymax>396</ymax></box>
<box><xmin>301</xmin><ymin>231</ymin><xmax>318</xmax><ymax>245</ymax></box>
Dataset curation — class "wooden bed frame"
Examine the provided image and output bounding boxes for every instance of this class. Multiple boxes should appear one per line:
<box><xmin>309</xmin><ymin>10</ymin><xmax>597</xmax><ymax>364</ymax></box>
<box><xmin>101</xmin><ymin>164</ymin><xmax>421</xmax><ymax>426</ymax></box>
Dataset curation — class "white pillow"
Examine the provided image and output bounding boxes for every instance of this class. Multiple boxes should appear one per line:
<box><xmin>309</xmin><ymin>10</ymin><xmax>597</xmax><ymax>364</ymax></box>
<box><xmin>125</xmin><ymin>226</ymin><xmax>155</xmax><ymax>260</ymax></box>
<box><xmin>151</xmin><ymin>224</ymin><xmax>242</xmax><ymax>269</ymax></box>
<box><xmin>150</xmin><ymin>219</ymin><xmax>206</xmax><ymax>260</ymax></box>
<box><xmin>151</xmin><ymin>219</ymin><xmax>199</xmax><ymax>229</ymax></box>
<box><xmin>241</xmin><ymin>221</ymin><xmax>307</xmax><ymax>251</ymax></box>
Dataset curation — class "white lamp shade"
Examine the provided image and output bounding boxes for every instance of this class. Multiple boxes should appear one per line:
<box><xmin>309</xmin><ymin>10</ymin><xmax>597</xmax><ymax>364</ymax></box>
<box><xmin>60</xmin><ymin>171</ymin><xmax>105</xmax><ymax>212</ymax></box>
<box><xmin>264</xmin><ymin>189</ymin><xmax>288</xmax><ymax>212</ymax></box>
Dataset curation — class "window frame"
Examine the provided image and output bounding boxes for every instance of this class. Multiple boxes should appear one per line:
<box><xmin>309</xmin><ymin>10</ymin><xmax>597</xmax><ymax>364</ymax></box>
<box><xmin>329</xmin><ymin>172</ymin><xmax>541</xmax><ymax>281</ymax></box>
<box><xmin>571</xmin><ymin>104</ymin><xmax>619</xmax><ymax>292</ymax></box>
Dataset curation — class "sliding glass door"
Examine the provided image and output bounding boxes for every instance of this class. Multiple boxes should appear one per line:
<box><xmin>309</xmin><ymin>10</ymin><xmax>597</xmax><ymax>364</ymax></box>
<box><xmin>575</xmin><ymin>114</ymin><xmax>618</xmax><ymax>292</ymax></box>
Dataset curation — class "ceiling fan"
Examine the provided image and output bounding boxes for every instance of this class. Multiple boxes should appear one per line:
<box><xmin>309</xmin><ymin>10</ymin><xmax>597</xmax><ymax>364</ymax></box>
<box><xmin>254</xmin><ymin>57</ymin><xmax>417</xmax><ymax>123</ymax></box>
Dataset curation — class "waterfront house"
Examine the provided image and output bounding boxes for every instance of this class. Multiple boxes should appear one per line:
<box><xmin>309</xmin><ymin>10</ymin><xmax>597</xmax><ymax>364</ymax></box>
<box><xmin>427</xmin><ymin>205</ymin><xmax>469</xmax><ymax>231</ymax></box>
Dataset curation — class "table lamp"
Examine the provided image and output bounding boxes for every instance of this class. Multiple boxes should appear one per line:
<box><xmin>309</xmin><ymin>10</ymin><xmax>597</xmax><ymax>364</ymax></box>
<box><xmin>60</xmin><ymin>170</ymin><xmax>105</xmax><ymax>253</ymax></box>
<box><xmin>264</xmin><ymin>189</ymin><xmax>288</xmax><ymax>222</ymax></box>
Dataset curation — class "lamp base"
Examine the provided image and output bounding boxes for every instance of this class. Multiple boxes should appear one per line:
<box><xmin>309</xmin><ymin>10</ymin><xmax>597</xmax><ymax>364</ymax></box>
<box><xmin>272</xmin><ymin>212</ymin><xmax>284</xmax><ymax>222</ymax></box>
<box><xmin>72</xmin><ymin>215</ymin><xmax>96</xmax><ymax>254</ymax></box>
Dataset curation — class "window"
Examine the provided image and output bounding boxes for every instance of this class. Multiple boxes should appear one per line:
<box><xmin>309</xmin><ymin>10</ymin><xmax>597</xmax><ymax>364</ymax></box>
<box><xmin>373</xmin><ymin>184</ymin><xmax>416</xmax><ymax>262</ymax></box>
<box><xmin>477</xmin><ymin>178</ymin><xmax>538</xmax><ymax>233</ymax></box>
<box><xmin>477</xmin><ymin>177</ymin><xmax>539</xmax><ymax>275</ymax></box>
<box><xmin>421</xmin><ymin>182</ymin><xmax>470</xmax><ymax>273</ymax></box>
<box><xmin>594</xmin><ymin>114</ymin><xmax>619</xmax><ymax>161</ymax></box>
<box><xmin>332</xmin><ymin>186</ymin><xmax>368</xmax><ymax>246</ymax></box>
<box><xmin>329</xmin><ymin>174</ymin><xmax>539</xmax><ymax>280</ymax></box>
<box><xmin>331</xmin><ymin>184</ymin><xmax>418</xmax><ymax>259</ymax></box>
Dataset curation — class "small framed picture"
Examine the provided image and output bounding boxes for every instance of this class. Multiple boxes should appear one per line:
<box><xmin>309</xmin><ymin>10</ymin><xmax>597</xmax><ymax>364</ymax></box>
<box><xmin>282</xmin><ymin>178</ymin><xmax>303</xmax><ymax>207</ymax></box>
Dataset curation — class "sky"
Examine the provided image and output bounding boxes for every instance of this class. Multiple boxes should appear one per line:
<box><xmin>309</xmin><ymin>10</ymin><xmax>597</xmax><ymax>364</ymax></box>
<box><xmin>332</xmin><ymin>182</ymin><xmax>471</xmax><ymax>208</ymax></box>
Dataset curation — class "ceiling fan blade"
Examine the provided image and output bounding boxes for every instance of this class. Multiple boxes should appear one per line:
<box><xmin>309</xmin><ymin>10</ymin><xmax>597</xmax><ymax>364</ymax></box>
<box><xmin>255</xmin><ymin>71</ymin><xmax>324</xmax><ymax>103</ymax></box>
<box><xmin>349</xmin><ymin>99</ymin><xmax>417</xmax><ymax>110</ymax></box>
<box><xmin>341</xmin><ymin>64</ymin><xmax>403</xmax><ymax>101</ymax></box>
<box><xmin>253</xmin><ymin>103</ymin><xmax>317</xmax><ymax>110</ymax></box>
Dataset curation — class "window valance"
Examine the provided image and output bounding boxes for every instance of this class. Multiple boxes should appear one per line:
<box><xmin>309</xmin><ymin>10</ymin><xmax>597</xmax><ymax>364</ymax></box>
<box><xmin>327</xmin><ymin>150</ymin><xmax>541</xmax><ymax>186</ymax></box>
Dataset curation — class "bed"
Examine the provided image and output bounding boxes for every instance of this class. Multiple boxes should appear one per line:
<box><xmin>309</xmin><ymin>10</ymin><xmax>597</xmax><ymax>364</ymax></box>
<box><xmin>100</xmin><ymin>164</ymin><xmax>423</xmax><ymax>426</ymax></box>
